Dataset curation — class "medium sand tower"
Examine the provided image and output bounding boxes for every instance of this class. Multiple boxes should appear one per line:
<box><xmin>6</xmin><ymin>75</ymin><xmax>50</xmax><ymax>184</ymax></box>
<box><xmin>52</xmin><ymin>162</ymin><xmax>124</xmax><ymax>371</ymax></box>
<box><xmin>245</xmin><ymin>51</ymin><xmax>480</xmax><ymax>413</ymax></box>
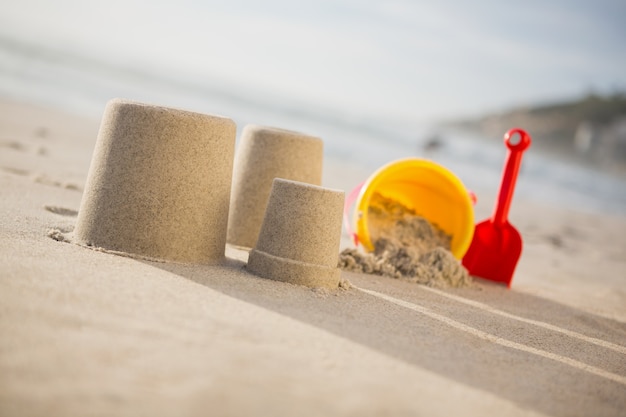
<box><xmin>247</xmin><ymin>178</ymin><xmax>344</xmax><ymax>289</ymax></box>
<box><xmin>227</xmin><ymin>125</ymin><xmax>323</xmax><ymax>249</ymax></box>
<box><xmin>74</xmin><ymin>99</ymin><xmax>236</xmax><ymax>263</ymax></box>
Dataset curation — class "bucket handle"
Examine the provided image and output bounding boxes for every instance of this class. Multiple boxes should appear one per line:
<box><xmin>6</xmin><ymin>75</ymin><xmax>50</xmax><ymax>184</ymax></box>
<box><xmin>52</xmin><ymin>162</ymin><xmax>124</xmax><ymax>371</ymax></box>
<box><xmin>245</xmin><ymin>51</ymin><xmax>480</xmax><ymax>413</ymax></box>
<box><xmin>343</xmin><ymin>181</ymin><xmax>365</xmax><ymax>246</ymax></box>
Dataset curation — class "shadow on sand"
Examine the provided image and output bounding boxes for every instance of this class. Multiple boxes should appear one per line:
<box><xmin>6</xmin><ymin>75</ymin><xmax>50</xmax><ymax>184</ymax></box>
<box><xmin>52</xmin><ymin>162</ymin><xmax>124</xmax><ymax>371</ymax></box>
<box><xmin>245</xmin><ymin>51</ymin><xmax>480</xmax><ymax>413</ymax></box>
<box><xmin>145</xmin><ymin>252</ymin><xmax>626</xmax><ymax>417</ymax></box>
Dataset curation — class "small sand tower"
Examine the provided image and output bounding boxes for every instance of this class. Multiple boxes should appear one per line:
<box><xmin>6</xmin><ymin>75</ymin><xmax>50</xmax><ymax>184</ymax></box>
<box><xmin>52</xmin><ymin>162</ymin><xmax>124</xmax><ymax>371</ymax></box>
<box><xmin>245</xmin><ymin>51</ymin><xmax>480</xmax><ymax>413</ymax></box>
<box><xmin>227</xmin><ymin>125</ymin><xmax>323</xmax><ymax>249</ymax></box>
<box><xmin>247</xmin><ymin>178</ymin><xmax>344</xmax><ymax>289</ymax></box>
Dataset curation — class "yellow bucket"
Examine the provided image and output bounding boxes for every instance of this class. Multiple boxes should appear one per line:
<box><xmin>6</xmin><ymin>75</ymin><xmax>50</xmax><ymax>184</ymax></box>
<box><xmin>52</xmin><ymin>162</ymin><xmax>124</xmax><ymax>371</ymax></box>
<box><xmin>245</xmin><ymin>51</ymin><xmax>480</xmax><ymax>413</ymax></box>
<box><xmin>352</xmin><ymin>158</ymin><xmax>475</xmax><ymax>259</ymax></box>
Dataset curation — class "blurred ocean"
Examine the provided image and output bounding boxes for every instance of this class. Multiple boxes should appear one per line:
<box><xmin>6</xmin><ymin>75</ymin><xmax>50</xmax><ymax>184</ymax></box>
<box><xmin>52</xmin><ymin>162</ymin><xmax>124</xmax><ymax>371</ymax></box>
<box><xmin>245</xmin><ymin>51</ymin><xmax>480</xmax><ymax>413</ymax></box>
<box><xmin>1</xmin><ymin>35</ymin><xmax>625</xmax><ymax>215</ymax></box>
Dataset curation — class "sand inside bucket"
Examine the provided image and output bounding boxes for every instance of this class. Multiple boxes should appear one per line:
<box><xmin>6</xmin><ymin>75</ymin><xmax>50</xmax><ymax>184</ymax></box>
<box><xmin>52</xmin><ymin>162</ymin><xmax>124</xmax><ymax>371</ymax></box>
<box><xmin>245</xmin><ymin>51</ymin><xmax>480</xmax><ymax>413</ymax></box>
<box><xmin>338</xmin><ymin>193</ymin><xmax>471</xmax><ymax>288</ymax></box>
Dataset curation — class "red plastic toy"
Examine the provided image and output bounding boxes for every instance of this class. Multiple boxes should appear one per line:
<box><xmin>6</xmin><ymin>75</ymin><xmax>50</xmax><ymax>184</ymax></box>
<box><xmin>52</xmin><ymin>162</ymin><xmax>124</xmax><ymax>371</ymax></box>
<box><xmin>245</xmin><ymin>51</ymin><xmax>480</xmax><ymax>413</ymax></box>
<box><xmin>462</xmin><ymin>128</ymin><xmax>531</xmax><ymax>287</ymax></box>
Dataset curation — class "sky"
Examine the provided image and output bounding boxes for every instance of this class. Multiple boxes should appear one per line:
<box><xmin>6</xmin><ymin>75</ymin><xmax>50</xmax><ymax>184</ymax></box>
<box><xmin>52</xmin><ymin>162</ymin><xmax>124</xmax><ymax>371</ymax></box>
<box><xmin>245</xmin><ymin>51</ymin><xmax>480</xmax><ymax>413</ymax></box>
<box><xmin>0</xmin><ymin>0</ymin><xmax>625</xmax><ymax>123</ymax></box>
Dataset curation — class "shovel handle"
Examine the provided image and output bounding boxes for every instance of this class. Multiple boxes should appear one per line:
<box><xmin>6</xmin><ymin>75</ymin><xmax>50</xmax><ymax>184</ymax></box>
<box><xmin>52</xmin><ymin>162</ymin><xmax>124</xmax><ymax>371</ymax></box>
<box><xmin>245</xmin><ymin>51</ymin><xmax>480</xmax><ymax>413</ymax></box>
<box><xmin>492</xmin><ymin>128</ymin><xmax>531</xmax><ymax>226</ymax></box>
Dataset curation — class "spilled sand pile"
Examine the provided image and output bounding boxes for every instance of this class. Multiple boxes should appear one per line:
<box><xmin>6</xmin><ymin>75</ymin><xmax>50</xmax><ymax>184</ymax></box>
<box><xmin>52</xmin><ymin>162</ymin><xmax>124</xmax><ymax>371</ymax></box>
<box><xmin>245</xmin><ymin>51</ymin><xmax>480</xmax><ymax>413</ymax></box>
<box><xmin>339</xmin><ymin>193</ymin><xmax>471</xmax><ymax>288</ymax></box>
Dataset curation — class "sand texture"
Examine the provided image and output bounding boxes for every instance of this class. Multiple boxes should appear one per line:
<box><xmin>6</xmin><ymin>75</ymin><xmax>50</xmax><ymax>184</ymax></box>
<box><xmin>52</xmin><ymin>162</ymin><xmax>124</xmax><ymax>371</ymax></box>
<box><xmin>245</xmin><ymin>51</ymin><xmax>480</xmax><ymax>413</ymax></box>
<box><xmin>1</xmin><ymin>99</ymin><xmax>626</xmax><ymax>417</ymax></box>
<box><xmin>247</xmin><ymin>178</ymin><xmax>344</xmax><ymax>289</ymax></box>
<box><xmin>74</xmin><ymin>99</ymin><xmax>236</xmax><ymax>263</ymax></box>
<box><xmin>227</xmin><ymin>125</ymin><xmax>323</xmax><ymax>249</ymax></box>
<box><xmin>339</xmin><ymin>192</ymin><xmax>471</xmax><ymax>287</ymax></box>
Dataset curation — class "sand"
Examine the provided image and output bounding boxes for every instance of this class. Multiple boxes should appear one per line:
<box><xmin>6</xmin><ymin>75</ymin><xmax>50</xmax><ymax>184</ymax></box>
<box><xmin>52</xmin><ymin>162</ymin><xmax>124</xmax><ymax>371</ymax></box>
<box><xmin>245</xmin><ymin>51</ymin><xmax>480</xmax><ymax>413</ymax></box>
<box><xmin>1</xmin><ymin>98</ymin><xmax>626</xmax><ymax>417</ymax></box>
<box><xmin>338</xmin><ymin>192</ymin><xmax>471</xmax><ymax>288</ymax></box>
<box><xmin>72</xmin><ymin>99</ymin><xmax>237</xmax><ymax>264</ymax></box>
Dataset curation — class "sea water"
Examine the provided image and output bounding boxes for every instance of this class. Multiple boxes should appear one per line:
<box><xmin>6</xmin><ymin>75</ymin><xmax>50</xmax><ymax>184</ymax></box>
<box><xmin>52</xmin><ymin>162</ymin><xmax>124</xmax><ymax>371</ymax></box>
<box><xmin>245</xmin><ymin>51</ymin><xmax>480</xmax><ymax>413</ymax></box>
<box><xmin>1</xmin><ymin>35</ymin><xmax>625</xmax><ymax>216</ymax></box>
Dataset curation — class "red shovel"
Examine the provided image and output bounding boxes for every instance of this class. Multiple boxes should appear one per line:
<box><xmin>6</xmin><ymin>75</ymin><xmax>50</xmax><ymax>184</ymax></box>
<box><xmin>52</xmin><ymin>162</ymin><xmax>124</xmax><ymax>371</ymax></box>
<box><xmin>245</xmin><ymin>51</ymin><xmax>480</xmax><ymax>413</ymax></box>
<box><xmin>462</xmin><ymin>128</ymin><xmax>531</xmax><ymax>287</ymax></box>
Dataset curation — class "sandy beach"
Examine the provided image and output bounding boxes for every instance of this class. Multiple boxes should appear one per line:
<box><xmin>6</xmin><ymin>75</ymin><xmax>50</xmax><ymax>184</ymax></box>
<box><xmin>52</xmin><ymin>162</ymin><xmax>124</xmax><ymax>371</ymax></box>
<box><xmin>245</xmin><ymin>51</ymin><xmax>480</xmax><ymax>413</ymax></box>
<box><xmin>1</xmin><ymin>98</ymin><xmax>625</xmax><ymax>416</ymax></box>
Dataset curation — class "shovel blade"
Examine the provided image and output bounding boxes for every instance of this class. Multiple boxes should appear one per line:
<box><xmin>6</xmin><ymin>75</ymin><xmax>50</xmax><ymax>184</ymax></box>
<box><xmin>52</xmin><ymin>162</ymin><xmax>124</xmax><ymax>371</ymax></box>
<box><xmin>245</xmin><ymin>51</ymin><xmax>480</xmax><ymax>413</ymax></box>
<box><xmin>462</xmin><ymin>219</ymin><xmax>522</xmax><ymax>287</ymax></box>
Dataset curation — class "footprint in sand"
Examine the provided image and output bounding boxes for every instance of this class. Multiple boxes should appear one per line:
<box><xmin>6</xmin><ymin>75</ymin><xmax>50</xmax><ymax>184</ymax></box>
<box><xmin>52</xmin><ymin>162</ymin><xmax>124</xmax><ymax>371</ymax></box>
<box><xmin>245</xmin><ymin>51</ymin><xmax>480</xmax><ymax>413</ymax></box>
<box><xmin>44</xmin><ymin>205</ymin><xmax>78</xmax><ymax>217</ymax></box>
<box><xmin>1</xmin><ymin>166</ymin><xmax>31</xmax><ymax>176</ymax></box>
<box><xmin>35</xmin><ymin>127</ymin><xmax>49</xmax><ymax>139</ymax></box>
<box><xmin>1</xmin><ymin>167</ymin><xmax>82</xmax><ymax>191</ymax></box>
<box><xmin>0</xmin><ymin>139</ymin><xmax>48</xmax><ymax>155</ymax></box>
<box><xmin>0</xmin><ymin>140</ymin><xmax>26</xmax><ymax>151</ymax></box>
<box><xmin>33</xmin><ymin>175</ymin><xmax>83</xmax><ymax>192</ymax></box>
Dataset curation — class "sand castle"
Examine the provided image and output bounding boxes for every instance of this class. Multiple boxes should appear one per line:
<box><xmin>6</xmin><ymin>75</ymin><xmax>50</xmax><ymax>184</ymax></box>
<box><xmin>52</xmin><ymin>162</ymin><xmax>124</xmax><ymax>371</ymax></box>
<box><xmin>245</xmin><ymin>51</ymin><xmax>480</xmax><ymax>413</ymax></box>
<box><xmin>247</xmin><ymin>178</ymin><xmax>345</xmax><ymax>289</ymax></box>
<box><xmin>227</xmin><ymin>125</ymin><xmax>324</xmax><ymax>249</ymax></box>
<box><xmin>73</xmin><ymin>99</ymin><xmax>343</xmax><ymax>288</ymax></box>
<box><xmin>74</xmin><ymin>99</ymin><xmax>236</xmax><ymax>263</ymax></box>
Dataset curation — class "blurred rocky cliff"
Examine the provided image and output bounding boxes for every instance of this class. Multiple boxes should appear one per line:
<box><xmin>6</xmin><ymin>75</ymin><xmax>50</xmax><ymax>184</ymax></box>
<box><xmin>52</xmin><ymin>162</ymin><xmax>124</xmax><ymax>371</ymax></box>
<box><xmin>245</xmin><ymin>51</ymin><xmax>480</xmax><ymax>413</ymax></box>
<box><xmin>443</xmin><ymin>93</ymin><xmax>626</xmax><ymax>174</ymax></box>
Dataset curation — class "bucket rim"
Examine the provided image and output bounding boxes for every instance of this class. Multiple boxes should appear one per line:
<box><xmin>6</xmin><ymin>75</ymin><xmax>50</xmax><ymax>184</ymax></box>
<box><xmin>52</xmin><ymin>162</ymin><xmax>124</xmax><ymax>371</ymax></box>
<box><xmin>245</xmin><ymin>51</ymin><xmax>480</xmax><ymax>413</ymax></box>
<box><xmin>353</xmin><ymin>157</ymin><xmax>474</xmax><ymax>259</ymax></box>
